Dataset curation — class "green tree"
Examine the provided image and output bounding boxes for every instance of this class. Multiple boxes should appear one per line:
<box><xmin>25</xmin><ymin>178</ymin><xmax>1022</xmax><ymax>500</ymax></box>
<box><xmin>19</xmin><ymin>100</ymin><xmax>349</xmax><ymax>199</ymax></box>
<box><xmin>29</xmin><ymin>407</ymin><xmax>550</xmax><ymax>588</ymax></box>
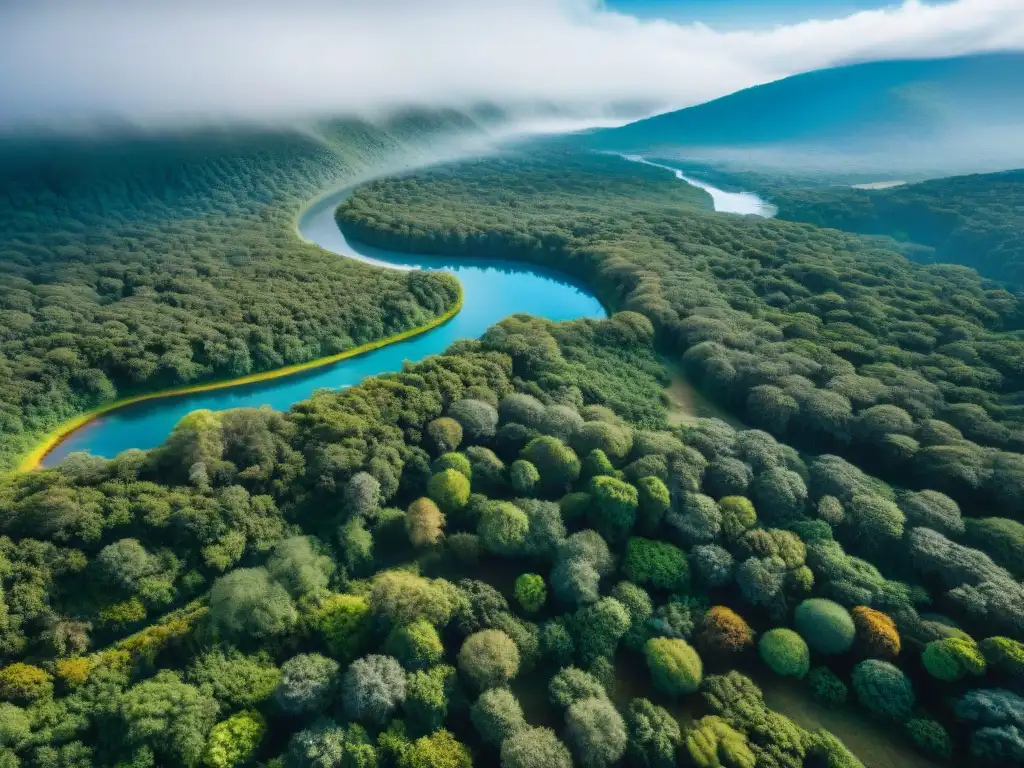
<box><xmin>470</xmin><ymin>687</ymin><xmax>526</xmax><ymax>745</ymax></box>
<box><xmin>458</xmin><ymin>630</ymin><xmax>520</xmax><ymax>690</ymax></box>
<box><xmin>514</xmin><ymin>574</ymin><xmax>547</xmax><ymax>613</ymax></box>
<box><xmin>275</xmin><ymin>654</ymin><xmax>339</xmax><ymax>716</ymax></box>
<box><xmin>794</xmin><ymin>599</ymin><xmax>855</xmax><ymax>656</ymax></box>
<box><xmin>522</xmin><ymin>437</ymin><xmax>581</xmax><ymax>491</ymax></box>
<box><xmin>588</xmin><ymin>476</ymin><xmax>639</xmax><ymax>542</ymax></box>
<box><xmin>202</xmin><ymin>710</ymin><xmax>265</xmax><ymax>768</ymax></box>
<box><xmin>478</xmin><ymin>502</ymin><xmax>529</xmax><ymax>556</ymax></box>
<box><xmin>427</xmin><ymin>470</ymin><xmax>471</xmax><ymax>513</ymax></box>
<box><xmin>341</xmin><ymin>655</ymin><xmax>406</xmax><ymax>726</ymax></box>
<box><xmin>565</xmin><ymin>697</ymin><xmax>627</xmax><ymax>768</ymax></box>
<box><xmin>758</xmin><ymin>629</ymin><xmax>809</xmax><ymax>679</ymax></box>
<box><xmin>623</xmin><ymin>538</ymin><xmax>689</xmax><ymax>592</ymax></box>
<box><xmin>644</xmin><ymin>637</ymin><xmax>702</xmax><ymax>696</ymax></box>
<box><xmin>208</xmin><ymin>568</ymin><xmax>296</xmax><ymax>641</ymax></box>
<box><xmin>120</xmin><ymin>671</ymin><xmax>219</xmax><ymax>767</ymax></box>
<box><xmin>500</xmin><ymin>727</ymin><xmax>572</xmax><ymax>768</ymax></box>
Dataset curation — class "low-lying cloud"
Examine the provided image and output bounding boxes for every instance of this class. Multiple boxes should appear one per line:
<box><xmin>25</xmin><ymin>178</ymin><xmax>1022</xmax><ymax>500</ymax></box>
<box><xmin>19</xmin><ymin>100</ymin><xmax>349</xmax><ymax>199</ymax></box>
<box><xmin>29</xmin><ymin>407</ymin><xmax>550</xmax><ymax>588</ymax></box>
<box><xmin>1</xmin><ymin>0</ymin><xmax>1023</xmax><ymax>131</ymax></box>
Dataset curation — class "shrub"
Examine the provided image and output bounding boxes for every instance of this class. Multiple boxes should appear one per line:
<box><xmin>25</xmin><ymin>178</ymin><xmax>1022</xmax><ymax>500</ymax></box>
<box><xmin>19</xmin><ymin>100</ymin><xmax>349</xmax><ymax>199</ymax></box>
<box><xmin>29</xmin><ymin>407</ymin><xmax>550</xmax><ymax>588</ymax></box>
<box><xmin>806</xmin><ymin>667</ymin><xmax>847</xmax><ymax>707</ymax></box>
<box><xmin>794</xmin><ymin>599</ymin><xmax>855</xmax><ymax>656</ymax></box>
<box><xmin>541</xmin><ymin>620</ymin><xmax>575</xmax><ymax>666</ymax></box>
<box><xmin>905</xmin><ymin>718</ymin><xmax>952</xmax><ymax>760</ymax></box>
<box><xmin>203</xmin><ymin>710</ymin><xmax>265</xmax><ymax>768</ymax></box>
<box><xmin>466</xmin><ymin>446</ymin><xmax>506</xmax><ymax>494</ymax></box>
<box><xmin>509</xmin><ymin>460</ymin><xmax>540</xmax><ymax>496</ymax></box>
<box><xmin>549</xmin><ymin>667</ymin><xmax>606</xmax><ymax>710</ymax></box>
<box><xmin>573</xmin><ymin>422</ymin><xmax>633</xmax><ymax>463</ymax></box>
<box><xmin>636</xmin><ymin>476</ymin><xmax>671</xmax><ymax>534</ymax></box>
<box><xmin>694</xmin><ymin>606</ymin><xmax>754</xmax><ymax>658</ymax></box>
<box><xmin>625</xmin><ymin>697</ymin><xmax>681</xmax><ymax>768</ymax></box>
<box><xmin>559</xmin><ymin>491</ymin><xmax>592</xmax><ymax>524</ymax></box>
<box><xmin>611</xmin><ymin>581</ymin><xmax>653</xmax><ymax>651</ymax></box>
<box><xmin>458</xmin><ymin>630</ymin><xmax>520</xmax><ymax>690</ymax></box>
<box><xmin>275</xmin><ymin>654</ymin><xmax>339</xmax><ymax>716</ymax></box>
<box><xmin>758</xmin><ymin>629</ymin><xmax>809</xmax><ymax>679</ymax></box>
<box><xmin>980</xmin><ymin>636</ymin><xmax>1024</xmax><ymax>679</ymax></box>
<box><xmin>565</xmin><ymin>697</ymin><xmax>628</xmax><ymax>768</ymax></box>
<box><xmin>500</xmin><ymin>394</ymin><xmax>547</xmax><ymax>429</ymax></box>
<box><xmin>684</xmin><ymin>715</ymin><xmax>755</xmax><ymax>768</ymax></box>
<box><xmin>369</xmin><ymin>571</ymin><xmax>457</xmax><ymax>628</ymax></box>
<box><xmin>470</xmin><ymin>687</ymin><xmax>526</xmax><ymax>745</ymax></box>
<box><xmin>432</xmin><ymin>452</ymin><xmax>472</xmax><ymax>479</ymax></box>
<box><xmin>500</xmin><ymin>727</ymin><xmax>573</xmax><ymax>768</ymax></box>
<box><xmin>0</xmin><ymin>663</ymin><xmax>52</xmax><ymax>703</ymax></box>
<box><xmin>385</xmin><ymin>618</ymin><xmax>444</xmax><ymax>670</ymax></box>
<box><xmin>478</xmin><ymin>502</ymin><xmax>529</xmax><ymax>556</ymax></box>
<box><xmin>427</xmin><ymin>417</ymin><xmax>463</xmax><ymax>454</ymax></box>
<box><xmin>850</xmin><ymin>660</ymin><xmax>914</xmax><ymax>720</ymax></box>
<box><xmin>447</xmin><ymin>532</ymin><xmax>481</xmax><ymax>565</ymax></box>
<box><xmin>514</xmin><ymin>574</ymin><xmax>547</xmax><ymax>614</ymax></box>
<box><xmin>341</xmin><ymin>655</ymin><xmax>407</xmax><ymax>725</ymax></box>
<box><xmin>690</xmin><ymin>545</ymin><xmax>734</xmax><ymax>588</ymax></box>
<box><xmin>850</xmin><ymin>606</ymin><xmax>900</xmax><ymax>659</ymax></box>
<box><xmin>286</xmin><ymin>720</ymin><xmax>376</xmax><ymax>768</ymax></box>
<box><xmin>400</xmin><ymin>729</ymin><xmax>472</xmax><ymax>768</ymax></box>
<box><xmin>576</xmin><ymin>598</ymin><xmax>631</xmax><ymax>664</ymax></box>
<box><xmin>718</xmin><ymin>496</ymin><xmax>756</xmax><ymax>539</ymax></box>
<box><xmin>644</xmin><ymin>637</ymin><xmax>703</xmax><ymax>697</ymax></box>
<box><xmin>427</xmin><ymin>469</ymin><xmax>471</xmax><ymax>513</ymax></box>
<box><xmin>449</xmin><ymin>399</ymin><xmax>499</xmax><ymax>443</ymax></box>
<box><xmin>581</xmin><ymin>449</ymin><xmax>617</xmax><ymax>480</ymax></box>
<box><xmin>406</xmin><ymin>497</ymin><xmax>445</xmax><ymax>548</ymax></box>
<box><xmin>588</xmin><ymin>476</ymin><xmax>639</xmax><ymax>542</ymax></box>
<box><xmin>0</xmin><ymin>703</ymin><xmax>30</xmax><ymax>751</ymax></box>
<box><xmin>922</xmin><ymin>637</ymin><xmax>986</xmax><ymax>682</ymax></box>
<box><xmin>209</xmin><ymin>567</ymin><xmax>296</xmax><ymax>641</ymax></box>
<box><xmin>963</xmin><ymin>516</ymin><xmax>1024</xmax><ymax>578</ymax></box>
<box><xmin>624</xmin><ymin>538</ymin><xmax>689</xmax><ymax>592</ymax></box>
<box><xmin>405</xmin><ymin>665</ymin><xmax>455</xmax><ymax>736</ymax></box>
<box><xmin>522</xmin><ymin>436</ymin><xmax>581</xmax><ymax>491</ymax></box>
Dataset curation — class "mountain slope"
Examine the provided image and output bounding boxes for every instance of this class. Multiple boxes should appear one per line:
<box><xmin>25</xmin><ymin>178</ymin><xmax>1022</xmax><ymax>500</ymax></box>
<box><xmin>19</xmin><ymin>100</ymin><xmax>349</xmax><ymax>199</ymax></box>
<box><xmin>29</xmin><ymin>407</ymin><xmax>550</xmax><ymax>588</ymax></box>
<box><xmin>586</xmin><ymin>53</ymin><xmax>1024</xmax><ymax>174</ymax></box>
<box><xmin>768</xmin><ymin>168</ymin><xmax>1024</xmax><ymax>285</ymax></box>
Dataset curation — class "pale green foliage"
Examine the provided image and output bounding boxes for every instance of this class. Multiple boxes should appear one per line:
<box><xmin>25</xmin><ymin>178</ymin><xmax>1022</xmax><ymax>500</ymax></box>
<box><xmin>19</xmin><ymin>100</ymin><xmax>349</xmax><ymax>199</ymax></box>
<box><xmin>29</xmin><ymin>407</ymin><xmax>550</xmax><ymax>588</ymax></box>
<box><xmin>202</xmin><ymin>710</ymin><xmax>265</xmax><ymax>768</ymax></box>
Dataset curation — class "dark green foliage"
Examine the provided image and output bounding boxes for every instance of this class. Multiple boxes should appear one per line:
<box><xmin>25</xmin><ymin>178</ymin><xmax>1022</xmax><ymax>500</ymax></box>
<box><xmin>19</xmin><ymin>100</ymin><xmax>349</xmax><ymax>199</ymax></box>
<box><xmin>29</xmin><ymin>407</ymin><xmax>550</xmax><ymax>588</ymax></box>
<box><xmin>449</xmin><ymin>399</ymin><xmax>499</xmax><ymax>444</ymax></box>
<box><xmin>522</xmin><ymin>437</ymin><xmax>581</xmax><ymax>492</ymax></box>
<box><xmin>478</xmin><ymin>502</ymin><xmax>529</xmax><ymax>556</ymax></box>
<box><xmin>119</xmin><ymin>671</ymin><xmax>219</xmax><ymax>767</ymax></box>
<box><xmin>905</xmin><ymin>718</ymin><xmax>952</xmax><ymax>760</ymax></box>
<box><xmin>806</xmin><ymin>667</ymin><xmax>847</xmax><ymax>708</ymax></box>
<box><xmin>541</xmin><ymin>620</ymin><xmax>576</xmax><ymax>666</ymax></box>
<box><xmin>635</xmin><ymin>476</ymin><xmax>671</xmax><ymax>534</ymax></box>
<box><xmin>573</xmin><ymin>423</ymin><xmax>633</xmax><ymax>464</ymax></box>
<box><xmin>548</xmin><ymin>667</ymin><xmax>606</xmax><ymax>711</ymax></box>
<box><xmin>581</xmin><ymin>450</ymin><xmax>617</xmax><ymax>480</ymax></box>
<box><xmin>209</xmin><ymin>567</ymin><xmax>297</xmax><ymax>641</ymax></box>
<box><xmin>794</xmin><ymin>599</ymin><xmax>855</xmax><ymax>655</ymax></box>
<box><xmin>405</xmin><ymin>665</ymin><xmax>456</xmax><ymax>736</ymax></box>
<box><xmin>850</xmin><ymin>660</ymin><xmax>914</xmax><ymax>720</ymax></box>
<box><xmin>963</xmin><ymin>517</ymin><xmax>1024</xmax><ymax>579</ymax></box>
<box><xmin>285</xmin><ymin>719</ymin><xmax>377</xmax><ymax>768</ymax></box>
<box><xmin>625</xmin><ymin>698</ymin><xmax>681</xmax><ymax>768</ymax></box>
<box><xmin>768</xmin><ymin>169</ymin><xmax>1024</xmax><ymax>285</ymax></box>
<box><xmin>623</xmin><ymin>537</ymin><xmax>689</xmax><ymax>592</ymax></box>
<box><xmin>575</xmin><ymin>597</ymin><xmax>631</xmax><ymax>664</ymax></box>
<box><xmin>465</xmin><ymin>447</ymin><xmax>506</xmax><ymax>494</ymax></box>
<box><xmin>588</xmin><ymin>476</ymin><xmax>639</xmax><ymax>542</ymax></box>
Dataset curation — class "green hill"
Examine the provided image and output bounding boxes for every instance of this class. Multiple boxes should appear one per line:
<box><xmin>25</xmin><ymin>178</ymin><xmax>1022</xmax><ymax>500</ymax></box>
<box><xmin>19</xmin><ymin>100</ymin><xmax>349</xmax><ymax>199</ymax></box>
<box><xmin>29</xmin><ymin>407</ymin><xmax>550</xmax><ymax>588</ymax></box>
<box><xmin>0</xmin><ymin>112</ymin><xmax>484</xmax><ymax>469</ymax></box>
<box><xmin>766</xmin><ymin>168</ymin><xmax>1024</xmax><ymax>286</ymax></box>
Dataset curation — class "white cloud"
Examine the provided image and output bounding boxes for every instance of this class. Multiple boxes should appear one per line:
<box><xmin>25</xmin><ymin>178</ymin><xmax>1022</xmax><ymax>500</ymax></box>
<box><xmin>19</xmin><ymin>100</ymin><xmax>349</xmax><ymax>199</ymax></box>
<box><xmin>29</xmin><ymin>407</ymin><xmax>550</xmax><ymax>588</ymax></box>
<box><xmin>0</xmin><ymin>0</ymin><xmax>1022</xmax><ymax>130</ymax></box>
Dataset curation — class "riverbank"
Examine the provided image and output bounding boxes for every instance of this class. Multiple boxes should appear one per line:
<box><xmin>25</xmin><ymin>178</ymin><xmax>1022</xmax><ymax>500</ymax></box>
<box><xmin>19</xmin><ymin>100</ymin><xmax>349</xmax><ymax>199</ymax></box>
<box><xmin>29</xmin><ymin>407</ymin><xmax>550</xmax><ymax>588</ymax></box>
<box><xmin>16</xmin><ymin>294</ymin><xmax>463</xmax><ymax>472</ymax></box>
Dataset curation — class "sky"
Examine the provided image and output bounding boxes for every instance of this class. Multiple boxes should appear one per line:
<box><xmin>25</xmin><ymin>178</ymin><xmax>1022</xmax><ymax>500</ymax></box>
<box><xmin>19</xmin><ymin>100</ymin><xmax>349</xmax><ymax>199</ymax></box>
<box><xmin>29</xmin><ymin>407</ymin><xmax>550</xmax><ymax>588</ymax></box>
<box><xmin>0</xmin><ymin>0</ymin><xmax>1023</xmax><ymax>132</ymax></box>
<box><xmin>606</xmin><ymin>0</ymin><xmax>896</xmax><ymax>27</ymax></box>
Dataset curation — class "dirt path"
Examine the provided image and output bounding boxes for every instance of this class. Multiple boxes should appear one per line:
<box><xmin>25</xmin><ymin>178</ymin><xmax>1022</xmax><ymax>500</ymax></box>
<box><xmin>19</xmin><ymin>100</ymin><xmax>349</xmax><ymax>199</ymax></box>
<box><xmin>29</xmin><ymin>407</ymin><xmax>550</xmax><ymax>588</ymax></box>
<box><xmin>664</xmin><ymin>362</ymin><xmax>746</xmax><ymax>428</ymax></box>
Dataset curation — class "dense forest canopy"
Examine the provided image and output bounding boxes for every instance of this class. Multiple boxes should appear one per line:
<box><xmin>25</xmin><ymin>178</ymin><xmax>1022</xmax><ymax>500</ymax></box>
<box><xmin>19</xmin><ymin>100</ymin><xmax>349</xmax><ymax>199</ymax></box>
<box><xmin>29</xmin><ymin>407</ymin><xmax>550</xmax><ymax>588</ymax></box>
<box><xmin>0</xmin><ymin>130</ymin><xmax>1022</xmax><ymax>768</ymax></box>
<box><xmin>0</xmin><ymin>112</ymin><xmax>481</xmax><ymax>469</ymax></box>
<box><xmin>338</xmin><ymin>151</ymin><xmax>1024</xmax><ymax>521</ymax></box>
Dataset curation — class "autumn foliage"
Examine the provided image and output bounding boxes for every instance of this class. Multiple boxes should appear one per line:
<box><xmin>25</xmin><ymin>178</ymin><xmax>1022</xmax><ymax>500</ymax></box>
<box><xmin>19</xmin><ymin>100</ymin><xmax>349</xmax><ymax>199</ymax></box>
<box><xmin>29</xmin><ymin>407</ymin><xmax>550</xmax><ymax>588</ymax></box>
<box><xmin>695</xmin><ymin>606</ymin><xmax>755</xmax><ymax>658</ymax></box>
<box><xmin>851</xmin><ymin>606</ymin><xmax>901</xmax><ymax>659</ymax></box>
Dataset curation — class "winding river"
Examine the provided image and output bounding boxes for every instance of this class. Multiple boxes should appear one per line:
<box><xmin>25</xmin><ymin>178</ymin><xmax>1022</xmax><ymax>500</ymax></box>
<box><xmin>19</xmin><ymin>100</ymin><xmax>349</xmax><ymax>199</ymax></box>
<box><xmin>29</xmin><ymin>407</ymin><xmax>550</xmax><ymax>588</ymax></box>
<box><xmin>39</xmin><ymin>162</ymin><xmax>770</xmax><ymax>467</ymax></box>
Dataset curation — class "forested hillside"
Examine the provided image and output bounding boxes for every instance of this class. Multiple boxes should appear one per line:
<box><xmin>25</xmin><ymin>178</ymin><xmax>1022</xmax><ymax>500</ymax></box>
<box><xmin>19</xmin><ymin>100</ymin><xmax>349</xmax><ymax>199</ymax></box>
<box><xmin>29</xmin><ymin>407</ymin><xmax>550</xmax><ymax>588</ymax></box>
<box><xmin>0</xmin><ymin>299</ymin><xmax>1019</xmax><ymax>766</ymax></box>
<box><xmin>0</xmin><ymin>113</ymin><xmax>480</xmax><ymax>469</ymax></box>
<box><xmin>338</xmin><ymin>151</ymin><xmax>1024</xmax><ymax>521</ymax></box>
<box><xmin>762</xmin><ymin>170</ymin><xmax>1024</xmax><ymax>286</ymax></box>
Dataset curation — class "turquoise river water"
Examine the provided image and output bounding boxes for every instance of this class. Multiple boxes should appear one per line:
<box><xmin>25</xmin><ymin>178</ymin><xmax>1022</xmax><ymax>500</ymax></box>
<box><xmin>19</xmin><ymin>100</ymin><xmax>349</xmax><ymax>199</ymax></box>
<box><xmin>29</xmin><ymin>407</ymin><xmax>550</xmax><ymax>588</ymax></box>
<box><xmin>41</xmin><ymin>160</ymin><xmax>768</xmax><ymax>466</ymax></box>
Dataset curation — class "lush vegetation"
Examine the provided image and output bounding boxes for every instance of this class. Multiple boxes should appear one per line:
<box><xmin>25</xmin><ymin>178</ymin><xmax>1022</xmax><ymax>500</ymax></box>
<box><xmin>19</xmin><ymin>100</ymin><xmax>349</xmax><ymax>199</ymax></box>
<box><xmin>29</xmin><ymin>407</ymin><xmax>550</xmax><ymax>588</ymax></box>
<box><xmin>2</xmin><ymin>138</ymin><xmax>1023</xmax><ymax>766</ymax></box>
<box><xmin>765</xmin><ymin>170</ymin><xmax>1024</xmax><ymax>286</ymax></box>
<box><xmin>0</xmin><ymin>114</ymin><xmax>478</xmax><ymax>468</ymax></box>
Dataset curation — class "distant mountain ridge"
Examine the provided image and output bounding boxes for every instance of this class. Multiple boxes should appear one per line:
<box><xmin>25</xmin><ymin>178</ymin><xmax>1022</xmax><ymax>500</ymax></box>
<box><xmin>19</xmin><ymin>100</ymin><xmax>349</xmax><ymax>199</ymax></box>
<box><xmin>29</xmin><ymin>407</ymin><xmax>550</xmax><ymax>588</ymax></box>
<box><xmin>585</xmin><ymin>53</ymin><xmax>1024</xmax><ymax>174</ymax></box>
